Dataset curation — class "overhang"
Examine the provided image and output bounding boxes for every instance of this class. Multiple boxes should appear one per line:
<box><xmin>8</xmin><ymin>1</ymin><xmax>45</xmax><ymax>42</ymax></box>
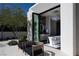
<box><xmin>29</xmin><ymin>3</ymin><xmax>60</xmax><ymax>14</ymax></box>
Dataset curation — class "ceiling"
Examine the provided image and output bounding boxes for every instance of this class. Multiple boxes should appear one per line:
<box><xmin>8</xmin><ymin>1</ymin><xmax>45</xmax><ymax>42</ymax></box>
<box><xmin>30</xmin><ymin>3</ymin><xmax>60</xmax><ymax>14</ymax></box>
<box><xmin>41</xmin><ymin>7</ymin><xmax>60</xmax><ymax>16</ymax></box>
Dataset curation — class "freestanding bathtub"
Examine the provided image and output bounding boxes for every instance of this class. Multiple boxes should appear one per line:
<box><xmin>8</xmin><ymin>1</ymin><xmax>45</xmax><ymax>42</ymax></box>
<box><xmin>48</xmin><ymin>36</ymin><xmax>60</xmax><ymax>48</ymax></box>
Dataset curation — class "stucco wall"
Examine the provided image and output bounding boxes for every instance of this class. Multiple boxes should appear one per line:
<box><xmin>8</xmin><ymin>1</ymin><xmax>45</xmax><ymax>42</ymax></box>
<box><xmin>0</xmin><ymin>32</ymin><xmax>27</xmax><ymax>40</ymax></box>
<box><xmin>61</xmin><ymin>3</ymin><xmax>76</xmax><ymax>56</ymax></box>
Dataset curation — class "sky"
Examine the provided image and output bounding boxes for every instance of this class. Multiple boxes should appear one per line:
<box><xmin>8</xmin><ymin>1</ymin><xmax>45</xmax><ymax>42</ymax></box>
<box><xmin>0</xmin><ymin>3</ymin><xmax>35</xmax><ymax>15</ymax></box>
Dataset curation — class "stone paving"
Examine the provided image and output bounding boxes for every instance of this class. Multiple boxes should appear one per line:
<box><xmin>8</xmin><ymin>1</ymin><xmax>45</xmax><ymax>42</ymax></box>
<box><xmin>0</xmin><ymin>40</ymin><xmax>29</xmax><ymax>56</ymax></box>
<box><xmin>0</xmin><ymin>40</ymin><xmax>66</xmax><ymax>56</ymax></box>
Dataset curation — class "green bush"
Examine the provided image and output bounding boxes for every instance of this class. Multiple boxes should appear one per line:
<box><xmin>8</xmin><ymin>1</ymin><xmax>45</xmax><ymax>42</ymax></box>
<box><xmin>19</xmin><ymin>35</ymin><xmax>27</xmax><ymax>43</ymax></box>
<box><xmin>8</xmin><ymin>40</ymin><xmax>18</xmax><ymax>46</ymax></box>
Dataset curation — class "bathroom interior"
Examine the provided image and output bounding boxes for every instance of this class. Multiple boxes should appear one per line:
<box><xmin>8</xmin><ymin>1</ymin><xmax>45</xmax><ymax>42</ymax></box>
<box><xmin>39</xmin><ymin>7</ymin><xmax>60</xmax><ymax>49</ymax></box>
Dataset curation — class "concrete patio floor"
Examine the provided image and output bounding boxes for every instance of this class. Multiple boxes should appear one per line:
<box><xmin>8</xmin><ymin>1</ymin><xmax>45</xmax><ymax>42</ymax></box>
<box><xmin>0</xmin><ymin>41</ymin><xmax>29</xmax><ymax>56</ymax></box>
<box><xmin>0</xmin><ymin>40</ymin><xmax>66</xmax><ymax>56</ymax></box>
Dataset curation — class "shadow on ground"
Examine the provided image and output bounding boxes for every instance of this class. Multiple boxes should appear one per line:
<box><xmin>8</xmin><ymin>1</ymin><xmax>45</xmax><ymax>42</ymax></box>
<box><xmin>23</xmin><ymin>48</ymin><xmax>55</xmax><ymax>56</ymax></box>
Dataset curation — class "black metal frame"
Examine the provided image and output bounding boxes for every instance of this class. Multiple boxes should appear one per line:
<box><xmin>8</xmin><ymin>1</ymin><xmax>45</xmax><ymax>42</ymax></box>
<box><xmin>32</xmin><ymin>5</ymin><xmax>60</xmax><ymax>42</ymax></box>
<box><xmin>32</xmin><ymin>13</ymin><xmax>40</xmax><ymax>42</ymax></box>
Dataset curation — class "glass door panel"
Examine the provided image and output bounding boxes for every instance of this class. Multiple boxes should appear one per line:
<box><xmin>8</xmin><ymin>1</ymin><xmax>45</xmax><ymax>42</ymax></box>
<box><xmin>32</xmin><ymin>13</ymin><xmax>40</xmax><ymax>42</ymax></box>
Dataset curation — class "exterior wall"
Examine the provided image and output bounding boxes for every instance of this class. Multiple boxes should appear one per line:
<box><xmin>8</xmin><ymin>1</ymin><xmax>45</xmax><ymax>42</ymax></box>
<box><xmin>0</xmin><ymin>32</ymin><xmax>27</xmax><ymax>40</ymax></box>
<box><xmin>61</xmin><ymin>3</ymin><xmax>76</xmax><ymax>56</ymax></box>
<box><xmin>27</xmin><ymin>10</ymin><xmax>33</xmax><ymax>41</ymax></box>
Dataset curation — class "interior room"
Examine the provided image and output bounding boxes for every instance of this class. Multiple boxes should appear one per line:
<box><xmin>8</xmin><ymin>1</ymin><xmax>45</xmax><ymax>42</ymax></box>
<box><xmin>40</xmin><ymin>7</ymin><xmax>60</xmax><ymax>49</ymax></box>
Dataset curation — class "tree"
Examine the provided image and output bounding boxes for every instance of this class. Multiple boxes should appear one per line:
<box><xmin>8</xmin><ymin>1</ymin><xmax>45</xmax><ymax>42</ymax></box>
<box><xmin>10</xmin><ymin>8</ymin><xmax>27</xmax><ymax>38</ymax></box>
<box><xmin>0</xmin><ymin>5</ymin><xmax>27</xmax><ymax>40</ymax></box>
<box><xmin>0</xmin><ymin>7</ymin><xmax>12</xmax><ymax>40</ymax></box>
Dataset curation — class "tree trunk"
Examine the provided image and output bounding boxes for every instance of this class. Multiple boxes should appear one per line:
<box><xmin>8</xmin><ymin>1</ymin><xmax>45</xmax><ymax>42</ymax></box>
<box><xmin>12</xmin><ymin>26</ymin><xmax>17</xmax><ymax>39</ymax></box>
<box><xmin>1</xmin><ymin>25</ymin><xmax>4</xmax><ymax>41</ymax></box>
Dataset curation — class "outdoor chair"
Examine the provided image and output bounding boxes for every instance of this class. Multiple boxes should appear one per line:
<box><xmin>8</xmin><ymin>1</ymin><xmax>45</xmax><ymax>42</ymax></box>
<box><xmin>31</xmin><ymin>42</ymin><xmax>44</xmax><ymax>56</ymax></box>
<box><xmin>18</xmin><ymin>41</ymin><xmax>44</xmax><ymax>56</ymax></box>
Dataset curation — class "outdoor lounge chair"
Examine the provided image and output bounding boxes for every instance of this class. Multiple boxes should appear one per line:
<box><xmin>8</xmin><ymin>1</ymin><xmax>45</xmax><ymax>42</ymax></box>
<box><xmin>18</xmin><ymin>41</ymin><xmax>44</xmax><ymax>56</ymax></box>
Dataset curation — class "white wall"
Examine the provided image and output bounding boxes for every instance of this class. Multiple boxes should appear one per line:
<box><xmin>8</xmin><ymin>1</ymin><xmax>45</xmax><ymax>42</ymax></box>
<box><xmin>27</xmin><ymin>10</ymin><xmax>33</xmax><ymax>41</ymax></box>
<box><xmin>61</xmin><ymin>3</ymin><xmax>76</xmax><ymax>56</ymax></box>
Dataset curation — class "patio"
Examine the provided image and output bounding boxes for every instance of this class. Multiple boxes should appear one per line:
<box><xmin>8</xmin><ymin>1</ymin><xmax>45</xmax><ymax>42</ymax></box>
<box><xmin>0</xmin><ymin>41</ymin><xmax>29</xmax><ymax>56</ymax></box>
<box><xmin>0</xmin><ymin>41</ymin><xmax>66</xmax><ymax>56</ymax></box>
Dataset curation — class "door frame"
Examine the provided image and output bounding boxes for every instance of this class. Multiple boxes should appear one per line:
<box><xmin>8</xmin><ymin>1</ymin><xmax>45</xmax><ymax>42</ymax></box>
<box><xmin>32</xmin><ymin>5</ymin><xmax>60</xmax><ymax>42</ymax></box>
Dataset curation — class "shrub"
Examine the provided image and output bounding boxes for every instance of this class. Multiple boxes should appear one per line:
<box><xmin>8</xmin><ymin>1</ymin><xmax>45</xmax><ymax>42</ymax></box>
<box><xmin>19</xmin><ymin>35</ymin><xmax>27</xmax><ymax>43</ymax></box>
<box><xmin>8</xmin><ymin>40</ymin><xmax>18</xmax><ymax>46</ymax></box>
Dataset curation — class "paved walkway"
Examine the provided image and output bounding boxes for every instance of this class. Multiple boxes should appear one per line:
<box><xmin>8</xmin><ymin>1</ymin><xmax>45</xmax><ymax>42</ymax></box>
<box><xmin>0</xmin><ymin>41</ymin><xmax>29</xmax><ymax>56</ymax></box>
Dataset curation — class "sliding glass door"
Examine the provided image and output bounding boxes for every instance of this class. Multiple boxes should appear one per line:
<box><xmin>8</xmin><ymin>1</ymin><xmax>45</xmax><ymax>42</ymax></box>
<box><xmin>32</xmin><ymin>13</ymin><xmax>40</xmax><ymax>42</ymax></box>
